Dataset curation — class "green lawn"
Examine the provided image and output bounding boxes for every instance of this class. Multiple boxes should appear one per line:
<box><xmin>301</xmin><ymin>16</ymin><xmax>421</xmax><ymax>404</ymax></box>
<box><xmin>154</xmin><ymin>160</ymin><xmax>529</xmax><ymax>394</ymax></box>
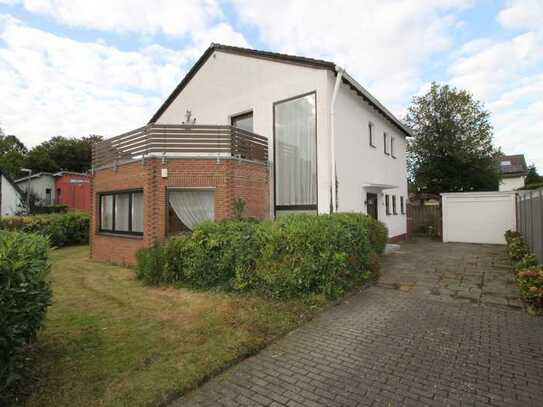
<box><xmin>23</xmin><ymin>246</ymin><xmax>319</xmax><ymax>407</ymax></box>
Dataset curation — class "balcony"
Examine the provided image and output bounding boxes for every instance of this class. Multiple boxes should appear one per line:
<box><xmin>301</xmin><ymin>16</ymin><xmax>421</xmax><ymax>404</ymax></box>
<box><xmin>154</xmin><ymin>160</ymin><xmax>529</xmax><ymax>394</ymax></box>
<box><xmin>92</xmin><ymin>124</ymin><xmax>269</xmax><ymax>169</ymax></box>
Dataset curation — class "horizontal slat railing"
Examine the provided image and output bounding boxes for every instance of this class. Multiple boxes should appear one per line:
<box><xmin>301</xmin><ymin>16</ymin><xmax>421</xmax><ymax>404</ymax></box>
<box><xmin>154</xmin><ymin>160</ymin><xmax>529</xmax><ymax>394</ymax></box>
<box><xmin>92</xmin><ymin>125</ymin><xmax>268</xmax><ymax>168</ymax></box>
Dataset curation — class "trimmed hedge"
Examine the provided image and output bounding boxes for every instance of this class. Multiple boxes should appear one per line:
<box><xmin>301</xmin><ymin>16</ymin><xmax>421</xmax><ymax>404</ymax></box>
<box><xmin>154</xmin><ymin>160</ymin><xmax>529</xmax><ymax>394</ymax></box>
<box><xmin>0</xmin><ymin>231</ymin><xmax>51</xmax><ymax>399</ymax></box>
<box><xmin>0</xmin><ymin>212</ymin><xmax>89</xmax><ymax>247</ymax></box>
<box><xmin>504</xmin><ymin>230</ymin><xmax>542</xmax><ymax>310</ymax></box>
<box><xmin>136</xmin><ymin>213</ymin><xmax>388</xmax><ymax>299</ymax></box>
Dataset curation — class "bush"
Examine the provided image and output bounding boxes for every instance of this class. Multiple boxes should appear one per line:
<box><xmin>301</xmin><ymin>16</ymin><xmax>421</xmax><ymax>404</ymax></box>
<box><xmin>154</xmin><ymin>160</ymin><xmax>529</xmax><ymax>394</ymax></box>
<box><xmin>0</xmin><ymin>231</ymin><xmax>51</xmax><ymax>399</ymax></box>
<box><xmin>31</xmin><ymin>204</ymin><xmax>68</xmax><ymax>214</ymax></box>
<box><xmin>136</xmin><ymin>213</ymin><xmax>387</xmax><ymax>300</ymax></box>
<box><xmin>0</xmin><ymin>212</ymin><xmax>89</xmax><ymax>247</ymax></box>
<box><xmin>516</xmin><ymin>267</ymin><xmax>543</xmax><ymax>308</ymax></box>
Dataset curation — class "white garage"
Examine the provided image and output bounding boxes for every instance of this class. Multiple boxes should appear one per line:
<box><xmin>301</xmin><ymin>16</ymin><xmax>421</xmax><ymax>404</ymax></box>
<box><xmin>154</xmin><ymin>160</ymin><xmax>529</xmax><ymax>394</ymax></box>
<box><xmin>441</xmin><ymin>192</ymin><xmax>516</xmax><ymax>245</ymax></box>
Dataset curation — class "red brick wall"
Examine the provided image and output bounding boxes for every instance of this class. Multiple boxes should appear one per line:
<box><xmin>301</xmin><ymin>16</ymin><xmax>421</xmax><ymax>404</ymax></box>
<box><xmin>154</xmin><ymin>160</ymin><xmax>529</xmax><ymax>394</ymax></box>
<box><xmin>90</xmin><ymin>158</ymin><xmax>269</xmax><ymax>265</ymax></box>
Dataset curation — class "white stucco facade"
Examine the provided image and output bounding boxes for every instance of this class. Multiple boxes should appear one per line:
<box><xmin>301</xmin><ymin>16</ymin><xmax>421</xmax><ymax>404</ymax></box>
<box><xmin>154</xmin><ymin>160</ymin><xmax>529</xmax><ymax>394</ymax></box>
<box><xmin>16</xmin><ymin>173</ymin><xmax>56</xmax><ymax>205</ymax></box>
<box><xmin>1</xmin><ymin>174</ymin><xmax>22</xmax><ymax>216</ymax></box>
<box><xmin>499</xmin><ymin>176</ymin><xmax>525</xmax><ymax>191</ymax></box>
<box><xmin>155</xmin><ymin>49</ymin><xmax>408</xmax><ymax>238</ymax></box>
<box><xmin>332</xmin><ymin>75</ymin><xmax>408</xmax><ymax>238</ymax></box>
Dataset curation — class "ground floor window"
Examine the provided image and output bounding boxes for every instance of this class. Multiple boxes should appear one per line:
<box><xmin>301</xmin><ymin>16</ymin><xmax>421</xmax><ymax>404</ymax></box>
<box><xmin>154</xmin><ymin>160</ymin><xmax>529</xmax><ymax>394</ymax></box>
<box><xmin>99</xmin><ymin>190</ymin><xmax>143</xmax><ymax>235</ymax></box>
<box><xmin>168</xmin><ymin>188</ymin><xmax>214</xmax><ymax>233</ymax></box>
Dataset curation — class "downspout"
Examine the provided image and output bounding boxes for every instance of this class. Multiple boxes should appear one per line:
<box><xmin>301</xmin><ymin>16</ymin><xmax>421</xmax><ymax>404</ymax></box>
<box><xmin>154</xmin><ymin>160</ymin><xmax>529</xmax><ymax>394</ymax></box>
<box><xmin>330</xmin><ymin>65</ymin><xmax>344</xmax><ymax>213</ymax></box>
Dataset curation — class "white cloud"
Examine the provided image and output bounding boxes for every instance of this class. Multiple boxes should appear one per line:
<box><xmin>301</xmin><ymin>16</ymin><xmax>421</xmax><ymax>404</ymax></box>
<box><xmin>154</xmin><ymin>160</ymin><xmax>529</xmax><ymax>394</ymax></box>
<box><xmin>8</xmin><ymin>0</ymin><xmax>222</xmax><ymax>36</ymax></box>
<box><xmin>498</xmin><ymin>0</ymin><xmax>543</xmax><ymax>30</ymax></box>
<box><xmin>0</xmin><ymin>15</ymin><xmax>247</xmax><ymax>148</ymax></box>
<box><xmin>228</xmin><ymin>0</ymin><xmax>473</xmax><ymax>112</ymax></box>
<box><xmin>448</xmin><ymin>30</ymin><xmax>543</xmax><ymax>100</ymax></box>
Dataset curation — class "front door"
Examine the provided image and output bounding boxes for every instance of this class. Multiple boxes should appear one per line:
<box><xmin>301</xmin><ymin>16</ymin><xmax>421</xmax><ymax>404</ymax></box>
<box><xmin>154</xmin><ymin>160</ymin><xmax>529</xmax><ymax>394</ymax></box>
<box><xmin>366</xmin><ymin>193</ymin><xmax>378</xmax><ymax>220</ymax></box>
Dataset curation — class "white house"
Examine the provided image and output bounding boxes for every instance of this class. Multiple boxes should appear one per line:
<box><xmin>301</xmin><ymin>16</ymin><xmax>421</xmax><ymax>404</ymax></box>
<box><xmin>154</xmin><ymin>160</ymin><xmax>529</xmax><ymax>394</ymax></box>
<box><xmin>15</xmin><ymin>172</ymin><xmax>56</xmax><ymax>205</ymax></box>
<box><xmin>148</xmin><ymin>44</ymin><xmax>410</xmax><ymax>239</ymax></box>
<box><xmin>498</xmin><ymin>154</ymin><xmax>528</xmax><ymax>191</ymax></box>
<box><xmin>0</xmin><ymin>170</ymin><xmax>23</xmax><ymax>216</ymax></box>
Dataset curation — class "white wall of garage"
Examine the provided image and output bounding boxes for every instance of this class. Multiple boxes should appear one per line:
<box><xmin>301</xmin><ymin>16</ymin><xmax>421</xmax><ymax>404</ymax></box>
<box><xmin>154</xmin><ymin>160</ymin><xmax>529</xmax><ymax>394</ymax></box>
<box><xmin>442</xmin><ymin>192</ymin><xmax>516</xmax><ymax>245</ymax></box>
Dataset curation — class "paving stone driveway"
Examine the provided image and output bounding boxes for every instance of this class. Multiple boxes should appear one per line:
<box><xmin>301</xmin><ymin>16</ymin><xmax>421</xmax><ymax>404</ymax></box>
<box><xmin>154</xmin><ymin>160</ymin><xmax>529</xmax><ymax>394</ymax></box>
<box><xmin>379</xmin><ymin>239</ymin><xmax>523</xmax><ymax>308</ymax></box>
<box><xmin>172</xmin><ymin>240</ymin><xmax>543</xmax><ymax>407</ymax></box>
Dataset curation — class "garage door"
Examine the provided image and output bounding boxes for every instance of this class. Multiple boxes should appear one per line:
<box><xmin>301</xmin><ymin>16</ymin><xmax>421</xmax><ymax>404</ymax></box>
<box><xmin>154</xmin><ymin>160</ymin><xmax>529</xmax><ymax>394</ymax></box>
<box><xmin>442</xmin><ymin>192</ymin><xmax>516</xmax><ymax>244</ymax></box>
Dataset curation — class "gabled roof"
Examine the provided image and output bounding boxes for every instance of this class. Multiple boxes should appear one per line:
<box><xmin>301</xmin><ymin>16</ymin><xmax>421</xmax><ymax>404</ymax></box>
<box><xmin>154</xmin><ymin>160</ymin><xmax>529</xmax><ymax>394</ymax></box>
<box><xmin>0</xmin><ymin>169</ymin><xmax>24</xmax><ymax>196</ymax></box>
<box><xmin>149</xmin><ymin>43</ymin><xmax>412</xmax><ymax>137</ymax></box>
<box><xmin>498</xmin><ymin>154</ymin><xmax>528</xmax><ymax>178</ymax></box>
<box><xmin>15</xmin><ymin>172</ymin><xmax>55</xmax><ymax>183</ymax></box>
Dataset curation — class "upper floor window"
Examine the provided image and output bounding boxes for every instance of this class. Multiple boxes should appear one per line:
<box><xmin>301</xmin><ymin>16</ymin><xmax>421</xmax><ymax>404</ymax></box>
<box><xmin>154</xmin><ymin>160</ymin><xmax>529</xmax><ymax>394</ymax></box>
<box><xmin>369</xmin><ymin>122</ymin><xmax>376</xmax><ymax>147</ymax></box>
<box><xmin>391</xmin><ymin>137</ymin><xmax>396</xmax><ymax>158</ymax></box>
<box><xmin>392</xmin><ymin>195</ymin><xmax>397</xmax><ymax>215</ymax></box>
<box><xmin>385</xmin><ymin>194</ymin><xmax>391</xmax><ymax>215</ymax></box>
<box><xmin>99</xmin><ymin>190</ymin><xmax>144</xmax><ymax>235</ymax></box>
<box><xmin>231</xmin><ymin>111</ymin><xmax>254</xmax><ymax>132</ymax></box>
<box><xmin>384</xmin><ymin>132</ymin><xmax>390</xmax><ymax>155</ymax></box>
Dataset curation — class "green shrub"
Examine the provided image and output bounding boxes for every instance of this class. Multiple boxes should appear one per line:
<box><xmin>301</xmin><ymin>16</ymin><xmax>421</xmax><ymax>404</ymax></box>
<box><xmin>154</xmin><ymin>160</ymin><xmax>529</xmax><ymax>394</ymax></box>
<box><xmin>31</xmin><ymin>204</ymin><xmax>68</xmax><ymax>214</ymax></box>
<box><xmin>0</xmin><ymin>212</ymin><xmax>89</xmax><ymax>247</ymax></box>
<box><xmin>136</xmin><ymin>213</ymin><xmax>386</xmax><ymax>300</ymax></box>
<box><xmin>516</xmin><ymin>267</ymin><xmax>543</xmax><ymax>308</ymax></box>
<box><xmin>253</xmin><ymin>214</ymin><xmax>372</xmax><ymax>299</ymax></box>
<box><xmin>504</xmin><ymin>229</ymin><xmax>521</xmax><ymax>245</ymax></box>
<box><xmin>0</xmin><ymin>231</ymin><xmax>51</xmax><ymax>399</ymax></box>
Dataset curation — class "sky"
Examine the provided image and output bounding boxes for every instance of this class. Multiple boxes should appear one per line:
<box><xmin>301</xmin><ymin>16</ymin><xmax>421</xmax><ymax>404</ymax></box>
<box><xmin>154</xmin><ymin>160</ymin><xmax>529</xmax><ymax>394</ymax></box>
<box><xmin>0</xmin><ymin>0</ymin><xmax>542</xmax><ymax>170</ymax></box>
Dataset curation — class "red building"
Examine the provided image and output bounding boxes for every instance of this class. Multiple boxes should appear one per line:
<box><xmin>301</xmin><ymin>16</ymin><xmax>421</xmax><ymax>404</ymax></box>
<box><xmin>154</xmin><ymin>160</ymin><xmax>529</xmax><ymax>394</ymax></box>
<box><xmin>54</xmin><ymin>171</ymin><xmax>92</xmax><ymax>212</ymax></box>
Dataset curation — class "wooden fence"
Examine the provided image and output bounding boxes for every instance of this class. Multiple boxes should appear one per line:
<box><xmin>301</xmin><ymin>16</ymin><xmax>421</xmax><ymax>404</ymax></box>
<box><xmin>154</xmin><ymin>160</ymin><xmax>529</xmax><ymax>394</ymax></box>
<box><xmin>517</xmin><ymin>188</ymin><xmax>543</xmax><ymax>263</ymax></box>
<box><xmin>92</xmin><ymin>124</ymin><xmax>268</xmax><ymax>168</ymax></box>
<box><xmin>407</xmin><ymin>204</ymin><xmax>442</xmax><ymax>238</ymax></box>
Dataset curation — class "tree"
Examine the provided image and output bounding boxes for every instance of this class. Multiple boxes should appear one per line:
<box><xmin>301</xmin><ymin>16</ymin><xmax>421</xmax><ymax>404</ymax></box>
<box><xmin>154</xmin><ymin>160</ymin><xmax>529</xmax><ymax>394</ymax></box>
<box><xmin>524</xmin><ymin>164</ymin><xmax>542</xmax><ymax>186</ymax></box>
<box><xmin>405</xmin><ymin>82</ymin><xmax>501</xmax><ymax>193</ymax></box>
<box><xmin>0</xmin><ymin>129</ymin><xmax>27</xmax><ymax>178</ymax></box>
<box><xmin>24</xmin><ymin>135</ymin><xmax>102</xmax><ymax>173</ymax></box>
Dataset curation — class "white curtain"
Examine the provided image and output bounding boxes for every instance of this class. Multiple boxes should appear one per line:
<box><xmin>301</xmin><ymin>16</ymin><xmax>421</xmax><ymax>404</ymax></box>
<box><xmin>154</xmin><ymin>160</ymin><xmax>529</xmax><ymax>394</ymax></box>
<box><xmin>115</xmin><ymin>194</ymin><xmax>130</xmax><ymax>231</ymax></box>
<box><xmin>168</xmin><ymin>189</ymin><xmax>214</xmax><ymax>230</ymax></box>
<box><xmin>274</xmin><ymin>94</ymin><xmax>317</xmax><ymax>206</ymax></box>
<box><xmin>101</xmin><ymin>195</ymin><xmax>113</xmax><ymax>229</ymax></box>
<box><xmin>132</xmin><ymin>192</ymin><xmax>144</xmax><ymax>233</ymax></box>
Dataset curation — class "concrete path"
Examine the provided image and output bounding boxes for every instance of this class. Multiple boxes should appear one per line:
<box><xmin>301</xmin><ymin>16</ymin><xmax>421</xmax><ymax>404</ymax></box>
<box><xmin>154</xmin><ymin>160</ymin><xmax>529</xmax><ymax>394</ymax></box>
<box><xmin>172</xmin><ymin>240</ymin><xmax>543</xmax><ymax>407</ymax></box>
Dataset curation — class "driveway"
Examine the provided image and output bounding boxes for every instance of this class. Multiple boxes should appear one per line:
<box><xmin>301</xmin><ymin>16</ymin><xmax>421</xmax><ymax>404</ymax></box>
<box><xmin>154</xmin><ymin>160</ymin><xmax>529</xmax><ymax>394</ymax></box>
<box><xmin>172</xmin><ymin>239</ymin><xmax>543</xmax><ymax>407</ymax></box>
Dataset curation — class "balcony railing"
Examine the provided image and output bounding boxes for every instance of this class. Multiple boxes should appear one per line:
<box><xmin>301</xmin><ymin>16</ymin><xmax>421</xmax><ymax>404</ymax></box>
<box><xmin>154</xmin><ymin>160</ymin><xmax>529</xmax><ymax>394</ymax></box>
<box><xmin>92</xmin><ymin>124</ymin><xmax>268</xmax><ymax>168</ymax></box>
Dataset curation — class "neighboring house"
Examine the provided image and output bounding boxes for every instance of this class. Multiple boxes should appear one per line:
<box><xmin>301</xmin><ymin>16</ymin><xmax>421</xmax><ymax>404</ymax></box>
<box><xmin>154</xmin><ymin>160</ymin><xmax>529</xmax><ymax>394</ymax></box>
<box><xmin>15</xmin><ymin>171</ymin><xmax>91</xmax><ymax>211</ymax></box>
<box><xmin>55</xmin><ymin>172</ymin><xmax>92</xmax><ymax>212</ymax></box>
<box><xmin>499</xmin><ymin>154</ymin><xmax>528</xmax><ymax>191</ymax></box>
<box><xmin>91</xmin><ymin>44</ymin><xmax>411</xmax><ymax>265</ymax></box>
<box><xmin>0</xmin><ymin>170</ymin><xmax>24</xmax><ymax>216</ymax></box>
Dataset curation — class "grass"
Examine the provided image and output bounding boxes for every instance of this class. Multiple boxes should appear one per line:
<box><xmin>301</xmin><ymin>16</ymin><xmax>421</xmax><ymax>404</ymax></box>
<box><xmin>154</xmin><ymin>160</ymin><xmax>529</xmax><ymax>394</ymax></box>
<box><xmin>22</xmin><ymin>246</ymin><xmax>320</xmax><ymax>407</ymax></box>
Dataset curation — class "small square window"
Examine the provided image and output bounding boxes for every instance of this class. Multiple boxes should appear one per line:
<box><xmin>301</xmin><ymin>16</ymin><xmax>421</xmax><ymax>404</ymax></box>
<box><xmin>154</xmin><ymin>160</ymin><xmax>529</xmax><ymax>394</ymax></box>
<box><xmin>384</xmin><ymin>133</ymin><xmax>390</xmax><ymax>155</ymax></box>
<box><xmin>369</xmin><ymin>122</ymin><xmax>375</xmax><ymax>147</ymax></box>
<box><xmin>231</xmin><ymin>111</ymin><xmax>253</xmax><ymax>132</ymax></box>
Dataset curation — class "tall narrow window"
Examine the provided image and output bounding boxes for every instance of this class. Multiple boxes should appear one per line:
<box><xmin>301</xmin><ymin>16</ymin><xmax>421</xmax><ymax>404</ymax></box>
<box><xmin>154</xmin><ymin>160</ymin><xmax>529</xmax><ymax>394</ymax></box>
<box><xmin>385</xmin><ymin>194</ymin><xmax>390</xmax><ymax>215</ymax></box>
<box><xmin>392</xmin><ymin>195</ymin><xmax>397</xmax><ymax>215</ymax></box>
<box><xmin>391</xmin><ymin>137</ymin><xmax>396</xmax><ymax>158</ymax></box>
<box><xmin>369</xmin><ymin>122</ymin><xmax>375</xmax><ymax>147</ymax></box>
<box><xmin>274</xmin><ymin>93</ymin><xmax>317</xmax><ymax>214</ymax></box>
<box><xmin>384</xmin><ymin>132</ymin><xmax>389</xmax><ymax>155</ymax></box>
<box><xmin>100</xmin><ymin>195</ymin><xmax>113</xmax><ymax>230</ymax></box>
<box><xmin>231</xmin><ymin>111</ymin><xmax>254</xmax><ymax>132</ymax></box>
<box><xmin>400</xmin><ymin>196</ymin><xmax>405</xmax><ymax>214</ymax></box>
